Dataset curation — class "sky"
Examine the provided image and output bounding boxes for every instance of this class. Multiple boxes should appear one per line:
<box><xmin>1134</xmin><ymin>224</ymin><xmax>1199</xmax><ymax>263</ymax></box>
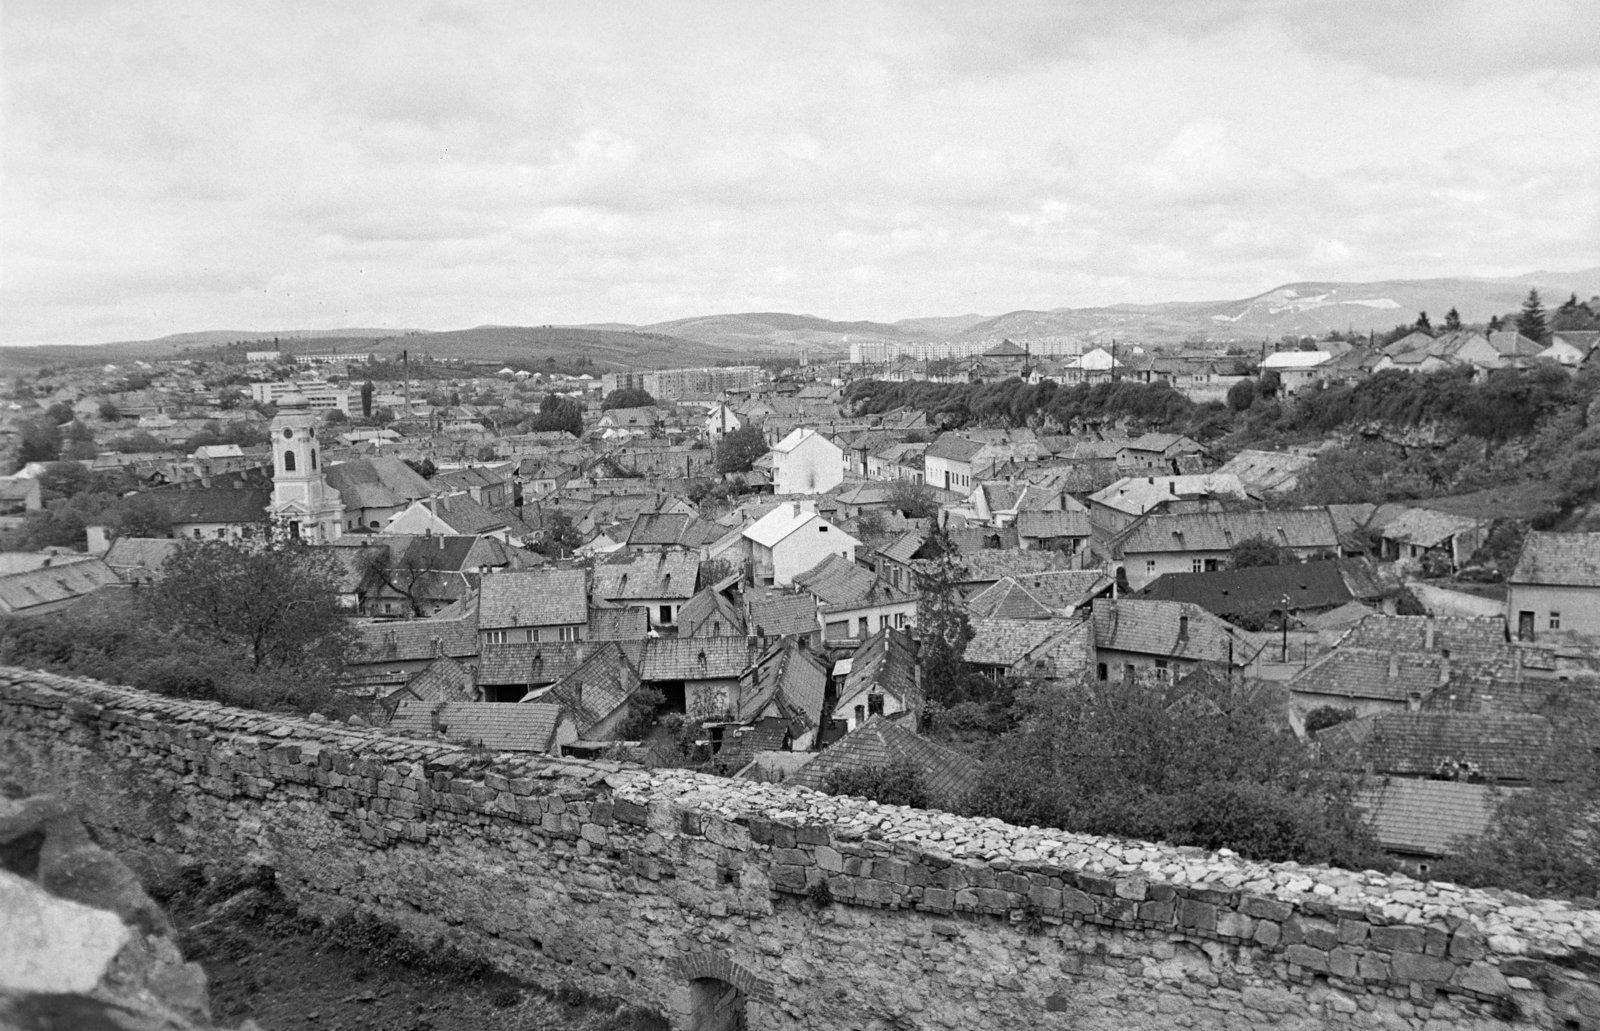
<box><xmin>3</xmin><ymin>0</ymin><xmax>1598</xmax><ymax>346</ymax></box>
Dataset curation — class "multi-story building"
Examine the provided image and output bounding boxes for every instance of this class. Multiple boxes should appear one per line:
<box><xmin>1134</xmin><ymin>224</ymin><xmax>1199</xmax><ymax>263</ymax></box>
<box><xmin>249</xmin><ymin>379</ymin><xmax>351</xmax><ymax>413</ymax></box>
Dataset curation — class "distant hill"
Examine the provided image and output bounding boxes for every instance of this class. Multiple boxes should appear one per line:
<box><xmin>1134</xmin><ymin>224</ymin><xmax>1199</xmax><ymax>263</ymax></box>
<box><xmin>6</xmin><ymin>267</ymin><xmax>1596</xmax><ymax>372</ymax></box>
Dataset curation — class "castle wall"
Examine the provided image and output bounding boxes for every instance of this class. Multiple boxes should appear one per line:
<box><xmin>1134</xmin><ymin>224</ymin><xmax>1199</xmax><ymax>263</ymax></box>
<box><xmin>3</xmin><ymin>667</ymin><xmax>1597</xmax><ymax>1030</ymax></box>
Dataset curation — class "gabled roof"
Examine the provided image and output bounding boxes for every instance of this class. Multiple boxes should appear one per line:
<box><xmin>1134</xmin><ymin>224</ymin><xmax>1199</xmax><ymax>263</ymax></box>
<box><xmin>392</xmin><ymin>654</ymin><xmax>475</xmax><ymax>704</ymax></box>
<box><xmin>624</xmin><ymin>511</ymin><xmax>724</xmax><ymax>549</ymax></box>
<box><xmin>792</xmin><ymin>553</ymin><xmax>910</xmax><ymax>611</ymax></box>
<box><xmin>964</xmin><ymin>616</ymin><xmax>1083</xmax><ymax>667</ymax></box>
<box><xmin>1116</xmin><ymin>509</ymin><xmax>1338</xmax><ymax>555</ymax></box>
<box><xmin>747</xmin><ymin>589</ymin><xmax>821</xmax><ymax>638</ymax></box>
<box><xmin>348</xmin><ymin>614</ymin><xmax>480</xmax><ymax>665</ymax></box>
<box><xmin>638</xmin><ymin>637</ymin><xmax>753</xmax><ymax>681</ymax></box>
<box><xmin>102</xmin><ymin>537</ymin><xmax>181</xmax><ymax>584</ymax></box>
<box><xmin>877</xmin><ymin>530</ymin><xmax>927</xmax><ymax>565</ymax></box>
<box><xmin>738</xmin><ymin>639</ymin><xmax>828</xmax><ymax>733</ymax></box>
<box><xmin>540</xmin><ymin>642</ymin><xmax>640</xmax><ymax>735</ymax></box>
<box><xmin>926</xmin><ymin>548</ymin><xmax>1072</xmax><ymax>584</ymax></box>
<box><xmin>770</xmin><ymin>427</ymin><xmax>833</xmax><ymax>454</ymax></box>
<box><xmin>1354</xmin><ymin>778</ymin><xmax>1501</xmax><ymax>857</ymax></box>
<box><xmin>1135</xmin><ymin>559</ymin><xmax>1362</xmax><ymax>616</ymax></box>
<box><xmin>388</xmin><ymin>699</ymin><xmax>567</xmax><ymax>752</ymax></box>
<box><xmin>0</xmin><ymin>558</ymin><xmax>119</xmax><ymax>614</ymax></box>
<box><xmin>1317</xmin><ymin>711</ymin><xmax>1553</xmax><ymax>782</ymax></box>
<box><xmin>676</xmin><ymin>587</ymin><xmax>746</xmax><ymax>639</ymax></box>
<box><xmin>325</xmin><ymin>457</ymin><xmax>433</xmax><ymax>509</ymax></box>
<box><xmin>743</xmin><ymin>504</ymin><xmax>859</xmax><ymax>550</ymax></box>
<box><xmin>477</xmin><ymin>641</ymin><xmax>586</xmax><ymax>686</ymax></box>
<box><xmin>477</xmin><ymin>568</ymin><xmax>588</xmax><ymax>629</ymax></box>
<box><xmin>965</xmin><ymin>577</ymin><xmax>1055</xmax><ymax>620</ymax></box>
<box><xmin>835</xmin><ymin>628</ymin><xmax>919</xmax><ymax>712</ymax></box>
<box><xmin>1379</xmin><ymin>507</ymin><xmax>1484</xmax><ymax>548</ymax></box>
<box><xmin>1213</xmin><ymin>450</ymin><xmax>1316</xmax><ymax>494</ymax></box>
<box><xmin>1014</xmin><ymin>509</ymin><xmax>1092</xmax><ymax>539</ymax></box>
<box><xmin>1259</xmin><ymin>350</ymin><xmax>1331</xmax><ymax>369</ymax></box>
<box><xmin>924</xmin><ymin>434</ymin><xmax>988</xmax><ymax>463</ymax></box>
<box><xmin>1509</xmin><ymin>531</ymin><xmax>1600</xmax><ymax>587</ymax></box>
<box><xmin>587</xmin><ymin>606</ymin><xmax>651</xmax><ymax>641</ymax></box>
<box><xmin>405</xmin><ymin>494</ymin><xmax>508</xmax><ymax>535</ymax></box>
<box><xmin>1091</xmin><ymin>599</ymin><xmax>1264</xmax><ymax>665</ymax></box>
<box><xmin>114</xmin><ymin>486</ymin><xmax>272</xmax><ymax>526</ymax></box>
<box><xmin>1488</xmin><ymin>330</ymin><xmax>1543</xmax><ymax>357</ymax></box>
<box><xmin>788</xmin><ymin>715</ymin><xmax>982</xmax><ymax>813</ymax></box>
<box><xmin>592</xmin><ymin>551</ymin><xmax>699</xmax><ymax>601</ymax></box>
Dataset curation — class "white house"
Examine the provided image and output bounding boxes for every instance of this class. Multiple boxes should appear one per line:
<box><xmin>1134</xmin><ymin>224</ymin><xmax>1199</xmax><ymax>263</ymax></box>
<box><xmin>1260</xmin><ymin>351</ymin><xmax>1332</xmax><ymax>395</ymax></box>
<box><xmin>704</xmin><ymin>403</ymin><xmax>743</xmax><ymax>442</ymax></box>
<box><xmin>742</xmin><ymin>499</ymin><xmax>859</xmax><ymax>586</ymax></box>
<box><xmin>768</xmin><ymin>428</ymin><xmax>843</xmax><ymax>495</ymax></box>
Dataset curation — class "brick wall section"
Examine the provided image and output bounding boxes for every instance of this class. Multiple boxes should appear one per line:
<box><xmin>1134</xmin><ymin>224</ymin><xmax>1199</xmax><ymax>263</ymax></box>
<box><xmin>4</xmin><ymin>666</ymin><xmax>1599</xmax><ymax>1030</ymax></box>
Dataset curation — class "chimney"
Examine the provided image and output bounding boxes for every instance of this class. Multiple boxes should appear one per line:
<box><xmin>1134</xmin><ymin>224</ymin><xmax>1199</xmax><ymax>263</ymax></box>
<box><xmin>1178</xmin><ymin>615</ymin><xmax>1189</xmax><ymax>641</ymax></box>
<box><xmin>792</xmin><ymin>501</ymin><xmax>802</xmax><ymax>517</ymax></box>
<box><xmin>1424</xmin><ymin>617</ymin><xmax>1435</xmax><ymax>651</ymax></box>
<box><xmin>1388</xmin><ymin>652</ymin><xmax>1399</xmax><ymax>679</ymax></box>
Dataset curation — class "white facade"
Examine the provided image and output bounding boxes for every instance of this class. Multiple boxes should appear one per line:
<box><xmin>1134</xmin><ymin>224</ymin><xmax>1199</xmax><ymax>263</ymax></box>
<box><xmin>251</xmin><ymin>380</ymin><xmax>351</xmax><ymax>413</ymax></box>
<box><xmin>768</xmin><ymin>428</ymin><xmax>843</xmax><ymax>495</ymax></box>
<box><xmin>704</xmin><ymin>403</ymin><xmax>743</xmax><ymax>442</ymax></box>
<box><xmin>743</xmin><ymin>500</ymin><xmax>859</xmax><ymax>586</ymax></box>
<box><xmin>1260</xmin><ymin>351</ymin><xmax>1332</xmax><ymax>395</ymax></box>
<box><xmin>246</xmin><ymin>351</ymin><xmax>281</xmax><ymax>363</ymax></box>
<box><xmin>269</xmin><ymin>396</ymin><xmax>344</xmax><ymax>543</ymax></box>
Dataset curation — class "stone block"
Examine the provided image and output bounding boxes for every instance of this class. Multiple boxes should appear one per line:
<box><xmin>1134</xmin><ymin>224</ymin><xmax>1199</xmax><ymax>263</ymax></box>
<box><xmin>771</xmin><ymin>848</ymin><xmax>809</xmax><ymax>867</ymax></box>
<box><xmin>921</xmin><ymin>888</ymin><xmax>955</xmax><ymax>913</ymax></box>
<box><xmin>768</xmin><ymin>865</ymin><xmax>806</xmax><ymax>893</ymax></box>
<box><xmin>975</xmin><ymin>888</ymin><xmax>1010</xmax><ymax>912</ymax></box>
<box><xmin>1100</xmin><ymin>898</ymin><xmax>1138</xmax><ymax>923</ymax></box>
<box><xmin>1337</xmin><ymin>918</ymin><xmax>1369</xmax><ymax>946</ymax></box>
<box><xmin>1060</xmin><ymin>887</ymin><xmax>1097</xmax><ymax>915</ymax></box>
<box><xmin>1390</xmin><ymin>952</ymin><xmax>1455</xmax><ymax>985</ymax></box>
<box><xmin>1357</xmin><ymin>952</ymin><xmax>1389</xmax><ymax>981</ymax></box>
<box><xmin>1138</xmin><ymin>898</ymin><xmax>1175</xmax><ymax>925</ymax></box>
<box><xmin>1422</xmin><ymin>927</ymin><xmax>1449</xmax><ymax>958</ymax></box>
<box><xmin>612</xmin><ymin>797</ymin><xmax>648</xmax><ymax>825</ymax></box>
<box><xmin>1452</xmin><ymin>962</ymin><xmax>1510</xmax><ymax>997</ymax></box>
<box><xmin>1448</xmin><ymin>930</ymin><xmax>1486</xmax><ymax>961</ymax></box>
<box><xmin>1030</xmin><ymin>885</ymin><xmax>1062</xmax><ymax>912</ymax></box>
<box><xmin>1178</xmin><ymin>899</ymin><xmax>1218</xmax><ymax>933</ymax></box>
<box><xmin>1239</xmin><ymin>895</ymin><xmax>1293</xmax><ymax>922</ymax></box>
<box><xmin>1114</xmin><ymin>876</ymin><xmax>1147</xmax><ymax>901</ymax></box>
<box><xmin>795</xmin><ymin>824</ymin><xmax>830</xmax><ymax>846</ymax></box>
<box><xmin>814</xmin><ymin>846</ymin><xmax>843</xmax><ymax>873</ymax></box>
<box><xmin>580</xmin><ymin>823</ymin><xmax>608</xmax><ymax>847</ymax></box>
<box><xmin>1371</xmin><ymin>925</ymin><xmax>1425</xmax><ymax>954</ymax></box>
<box><xmin>1215</xmin><ymin>911</ymin><xmax>1254</xmax><ymax>940</ymax></box>
<box><xmin>1328</xmin><ymin>948</ymin><xmax>1359</xmax><ymax>979</ymax></box>
<box><xmin>1285</xmin><ymin>945</ymin><xmax>1328</xmax><ymax>973</ymax></box>
<box><xmin>1241</xmin><ymin>987</ymin><xmax>1295</xmax><ymax>1015</ymax></box>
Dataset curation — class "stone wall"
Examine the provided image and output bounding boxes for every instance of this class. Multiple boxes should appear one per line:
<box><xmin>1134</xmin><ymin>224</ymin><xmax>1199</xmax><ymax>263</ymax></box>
<box><xmin>3</xmin><ymin>666</ymin><xmax>1600</xmax><ymax>1030</ymax></box>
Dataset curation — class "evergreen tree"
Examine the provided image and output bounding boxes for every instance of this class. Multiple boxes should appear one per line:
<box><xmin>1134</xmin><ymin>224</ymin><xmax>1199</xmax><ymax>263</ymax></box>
<box><xmin>1444</xmin><ymin>308</ymin><xmax>1462</xmax><ymax>331</ymax></box>
<box><xmin>360</xmin><ymin>381</ymin><xmax>374</xmax><ymax>418</ymax></box>
<box><xmin>1517</xmin><ymin>288</ymin><xmax>1549</xmax><ymax>344</ymax></box>
<box><xmin>913</xmin><ymin>524</ymin><xmax>977</xmax><ymax>708</ymax></box>
<box><xmin>1415</xmin><ymin>311</ymin><xmax>1432</xmax><ymax>332</ymax></box>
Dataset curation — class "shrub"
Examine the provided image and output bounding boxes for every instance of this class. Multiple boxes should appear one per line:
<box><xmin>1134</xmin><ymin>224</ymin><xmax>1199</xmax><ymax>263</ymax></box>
<box><xmin>1304</xmin><ymin>706</ymin><xmax>1358</xmax><ymax>736</ymax></box>
<box><xmin>821</xmin><ymin>758</ymin><xmax>929</xmax><ymax>809</ymax></box>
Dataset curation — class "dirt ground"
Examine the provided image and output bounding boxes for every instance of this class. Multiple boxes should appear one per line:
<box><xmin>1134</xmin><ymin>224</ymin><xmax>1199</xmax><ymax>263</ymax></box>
<box><xmin>173</xmin><ymin>875</ymin><xmax>668</xmax><ymax>1031</ymax></box>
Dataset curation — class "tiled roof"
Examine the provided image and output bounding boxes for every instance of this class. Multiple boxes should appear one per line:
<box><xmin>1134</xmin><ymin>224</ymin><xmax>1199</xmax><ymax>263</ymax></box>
<box><xmin>416</xmin><ymin>494</ymin><xmax>508</xmax><ymax>535</ymax></box>
<box><xmin>1135</xmin><ymin>559</ymin><xmax>1358</xmax><ymax>617</ymax></box>
<box><xmin>0</xmin><ymin>558</ymin><xmax>119</xmax><ymax>614</ymax></box>
<box><xmin>1091</xmin><ymin>599</ymin><xmax>1264</xmax><ymax>665</ymax></box>
<box><xmin>1117</xmin><ymin>509</ymin><xmax>1338</xmax><ymax>555</ymax></box>
<box><xmin>966</xmin><ymin>578</ymin><xmax>1055</xmax><ymax>620</ymax></box>
<box><xmin>877</xmin><ymin>530</ymin><xmax>927</xmax><ymax>565</ymax></box>
<box><xmin>586</xmin><ymin>606</ymin><xmax>650</xmax><ymax>641</ymax></box>
<box><xmin>1353</xmin><ymin>778</ymin><xmax>1503</xmax><ymax>857</ymax></box>
<box><xmin>926</xmin><ymin>548</ymin><xmax>1072</xmax><ymax>584</ymax></box>
<box><xmin>1316</xmin><ymin>711</ymin><xmax>1553</xmax><ymax>782</ymax></box>
<box><xmin>747</xmin><ymin>589</ymin><xmax>821</xmax><ymax>639</ymax></box>
<box><xmin>392</xmin><ymin>655</ymin><xmax>475</xmax><ymax>704</ymax></box>
<box><xmin>676</xmin><ymin>587</ymin><xmax>746</xmax><ymax>639</ymax></box>
<box><xmin>738</xmin><ymin>640</ymin><xmax>828</xmax><ymax>732</ymax></box>
<box><xmin>1379</xmin><ymin>507</ymin><xmax>1484</xmax><ymax>549</ymax></box>
<box><xmin>1340</xmin><ymin>615</ymin><xmax>1512</xmax><ymax>665</ymax></box>
<box><xmin>924</xmin><ymin>434</ymin><xmax>988</xmax><ymax>462</ymax></box>
<box><xmin>835</xmin><ymin>628</ymin><xmax>920</xmax><ymax>712</ymax></box>
<box><xmin>1510</xmin><ymin>531</ymin><xmax>1600</xmax><ymax>587</ymax></box>
<box><xmin>325</xmin><ymin>457</ymin><xmax>432</xmax><ymax>509</ymax></box>
<box><xmin>966</xmin><ymin>617</ymin><xmax>1086</xmax><ymax>667</ymax></box>
<box><xmin>388</xmin><ymin>699</ymin><xmax>566</xmax><ymax>752</ymax></box>
<box><xmin>1014</xmin><ymin>509</ymin><xmax>1092</xmax><ymax>539</ymax></box>
<box><xmin>541</xmin><ymin>642</ymin><xmax>640</xmax><ymax>735</ymax></box>
<box><xmin>792</xmin><ymin>553</ymin><xmax>909</xmax><ymax>611</ymax></box>
<box><xmin>477</xmin><ymin>568</ymin><xmax>588</xmax><ymax>629</ymax></box>
<box><xmin>102</xmin><ymin>537</ymin><xmax>181</xmax><ymax>584</ymax></box>
<box><xmin>788</xmin><ymin>715</ymin><xmax>983</xmax><ymax>813</ymax></box>
<box><xmin>1003</xmin><ymin>570</ymin><xmax>1113</xmax><ymax>611</ymax></box>
<box><xmin>624</xmin><ymin>511</ymin><xmax>724</xmax><ymax>548</ymax></box>
<box><xmin>592</xmin><ymin>551</ymin><xmax>699</xmax><ymax>601</ymax></box>
<box><xmin>133</xmin><ymin>486</ymin><xmax>272</xmax><ymax>526</ymax></box>
<box><xmin>638</xmin><ymin>637</ymin><xmax>753</xmax><ymax>681</ymax></box>
<box><xmin>476</xmin><ymin>642</ymin><xmax>585</xmax><ymax>686</ymax></box>
<box><xmin>348</xmin><ymin>614</ymin><xmax>480</xmax><ymax>665</ymax></box>
<box><xmin>1213</xmin><ymin>450</ymin><xmax>1315</xmax><ymax>493</ymax></box>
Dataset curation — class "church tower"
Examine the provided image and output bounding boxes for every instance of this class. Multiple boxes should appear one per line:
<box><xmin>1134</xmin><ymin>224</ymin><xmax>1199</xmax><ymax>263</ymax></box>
<box><xmin>269</xmin><ymin>393</ymin><xmax>344</xmax><ymax>542</ymax></box>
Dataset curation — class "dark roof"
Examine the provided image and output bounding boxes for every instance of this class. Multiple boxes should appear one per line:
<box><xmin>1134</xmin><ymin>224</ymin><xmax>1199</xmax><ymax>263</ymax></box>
<box><xmin>587</xmin><ymin>606</ymin><xmax>650</xmax><ymax>641</ymax></box>
<box><xmin>835</xmin><ymin>628</ymin><xmax>919</xmax><ymax>712</ymax></box>
<box><xmin>348</xmin><ymin>614</ymin><xmax>480</xmax><ymax>665</ymax></box>
<box><xmin>325</xmin><ymin>457</ymin><xmax>433</xmax><ymax>509</ymax></box>
<box><xmin>592</xmin><ymin>551</ymin><xmax>699</xmax><ymax>602</ymax></box>
<box><xmin>102</xmin><ymin>537</ymin><xmax>181</xmax><ymax>584</ymax></box>
<box><xmin>1014</xmin><ymin>509</ymin><xmax>1092</xmax><ymax>539</ymax></box>
<box><xmin>388</xmin><ymin>699</ymin><xmax>566</xmax><ymax>752</ymax></box>
<box><xmin>624</xmin><ymin>511</ymin><xmax>724</xmax><ymax>548</ymax></box>
<box><xmin>1135</xmin><ymin>559</ymin><xmax>1358</xmax><ymax>617</ymax></box>
<box><xmin>135</xmin><ymin>486</ymin><xmax>272</xmax><ymax>526</ymax></box>
<box><xmin>676</xmin><ymin>587</ymin><xmax>746</xmax><ymax>638</ymax></box>
<box><xmin>390</xmin><ymin>655</ymin><xmax>475</xmax><ymax>704</ymax></box>
<box><xmin>793</xmin><ymin>553</ymin><xmax>910</xmax><ymax>612</ymax></box>
<box><xmin>965</xmin><ymin>617</ymin><xmax>1089</xmax><ymax>668</ymax></box>
<box><xmin>477</xmin><ymin>568</ymin><xmax>588</xmax><ymax>629</ymax></box>
<box><xmin>738</xmin><ymin>640</ymin><xmax>828</xmax><ymax>733</ymax></box>
<box><xmin>1091</xmin><ymin>599</ymin><xmax>1263</xmax><ymax>665</ymax></box>
<box><xmin>541</xmin><ymin>642</ymin><xmax>640</xmax><ymax>735</ymax></box>
<box><xmin>417</xmin><ymin>494</ymin><xmax>508</xmax><ymax>535</ymax></box>
<box><xmin>639</xmin><ymin>637</ymin><xmax>752</xmax><ymax>681</ymax></box>
<box><xmin>924</xmin><ymin>434</ymin><xmax>988</xmax><ymax>463</ymax></box>
<box><xmin>476</xmin><ymin>642</ymin><xmax>585</xmax><ymax>686</ymax></box>
<box><xmin>965</xmin><ymin>578</ymin><xmax>1055</xmax><ymax>620</ymax></box>
<box><xmin>1353</xmin><ymin>778</ymin><xmax>1501</xmax><ymax>857</ymax></box>
<box><xmin>748</xmin><ymin>589</ymin><xmax>820</xmax><ymax>639</ymax></box>
<box><xmin>1510</xmin><ymin>531</ymin><xmax>1600</xmax><ymax>588</ymax></box>
<box><xmin>0</xmin><ymin>558</ymin><xmax>119</xmax><ymax>614</ymax></box>
<box><xmin>788</xmin><ymin>715</ymin><xmax>982</xmax><ymax>813</ymax></box>
<box><xmin>1316</xmin><ymin>711</ymin><xmax>1553</xmax><ymax>782</ymax></box>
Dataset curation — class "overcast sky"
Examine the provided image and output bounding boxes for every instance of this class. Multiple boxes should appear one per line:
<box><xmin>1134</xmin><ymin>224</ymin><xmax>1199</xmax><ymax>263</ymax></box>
<box><xmin>3</xmin><ymin>0</ymin><xmax>1598</xmax><ymax>346</ymax></box>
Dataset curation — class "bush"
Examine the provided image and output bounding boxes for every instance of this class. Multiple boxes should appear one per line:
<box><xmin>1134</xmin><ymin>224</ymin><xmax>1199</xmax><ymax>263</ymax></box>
<box><xmin>1304</xmin><ymin>705</ymin><xmax>1358</xmax><ymax>736</ymax></box>
<box><xmin>821</xmin><ymin>758</ymin><xmax>929</xmax><ymax>809</ymax></box>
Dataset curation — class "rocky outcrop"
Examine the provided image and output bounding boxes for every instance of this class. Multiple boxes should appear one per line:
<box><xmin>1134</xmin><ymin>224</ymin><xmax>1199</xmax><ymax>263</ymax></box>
<box><xmin>0</xmin><ymin>790</ymin><xmax>224</xmax><ymax>1031</ymax></box>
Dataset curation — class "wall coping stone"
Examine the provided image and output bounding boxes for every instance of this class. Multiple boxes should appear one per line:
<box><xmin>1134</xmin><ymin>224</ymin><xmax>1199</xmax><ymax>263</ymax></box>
<box><xmin>6</xmin><ymin>665</ymin><xmax>1600</xmax><ymax>971</ymax></box>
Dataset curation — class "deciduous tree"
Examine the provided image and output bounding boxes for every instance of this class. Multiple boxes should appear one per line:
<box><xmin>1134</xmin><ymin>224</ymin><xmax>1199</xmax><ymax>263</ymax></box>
<box><xmin>714</xmin><ymin>423</ymin><xmax>768</xmax><ymax>474</ymax></box>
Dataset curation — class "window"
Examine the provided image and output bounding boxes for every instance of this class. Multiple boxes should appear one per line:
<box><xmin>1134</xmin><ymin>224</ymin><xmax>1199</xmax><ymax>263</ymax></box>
<box><xmin>854</xmin><ymin>705</ymin><xmax>865</xmax><ymax>725</ymax></box>
<box><xmin>485</xmin><ymin>630</ymin><xmax>507</xmax><ymax>645</ymax></box>
<box><xmin>1551</xmin><ymin>612</ymin><xmax>1562</xmax><ymax>630</ymax></box>
<box><xmin>310</xmin><ymin>449</ymin><xmax>317</xmax><ymax>469</ymax></box>
<box><xmin>1191</xmin><ymin>559</ymin><xmax>1204</xmax><ymax>573</ymax></box>
<box><xmin>894</xmin><ymin>612</ymin><xmax>908</xmax><ymax>628</ymax></box>
<box><xmin>559</xmin><ymin>626</ymin><xmax>580</xmax><ymax>642</ymax></box>
<box><xmin>867</xmin><ymin>694</ymin><xmax>884</xmax><ymax>716</ymax></box>
<box><xmin>1097</xmin><ymin>663</ymin><xmax>1108</xmax><ymax>681</ymax></box>
<box><xmin>1146</xmin><ymin>560</ymin><xmax>1156</xmax><ymax>575</ymax></box>
<box><xmin>879</xmin><ymin>614</ymin><xmax>891</xmax><ymax>630</ymax></box>
<box><xmin>216</xmin><ymin>528</ymin><xmax>227</xmax><ymax>538</ymax></box>
<box><xmin>660</xmin><ymin>605</ymin><xmax>673</xmax><ymax>624</ymax></box>
<box><xmin>524</xmin><ymin>629</ymin><xmax>536</xmax><ymax>643</ymax></box>
<box><xmin>1124</xmin><ymin>664</ymin><xmax>1136</xmax><ymax>682</ymax></box>
<box><xmin>193</xmin><ymin>528</ymin><xmax>202</xmax><ymax>539</ymax></box>
<box><xmin>1154</xmin><ymin>660</ymin><xmax>1170</xmax><ymax>682</ymax></box>
<box><xmin>283</xmin><ymin>449</ymin><xmax>296</xmax><ymax>472</ymax></box>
